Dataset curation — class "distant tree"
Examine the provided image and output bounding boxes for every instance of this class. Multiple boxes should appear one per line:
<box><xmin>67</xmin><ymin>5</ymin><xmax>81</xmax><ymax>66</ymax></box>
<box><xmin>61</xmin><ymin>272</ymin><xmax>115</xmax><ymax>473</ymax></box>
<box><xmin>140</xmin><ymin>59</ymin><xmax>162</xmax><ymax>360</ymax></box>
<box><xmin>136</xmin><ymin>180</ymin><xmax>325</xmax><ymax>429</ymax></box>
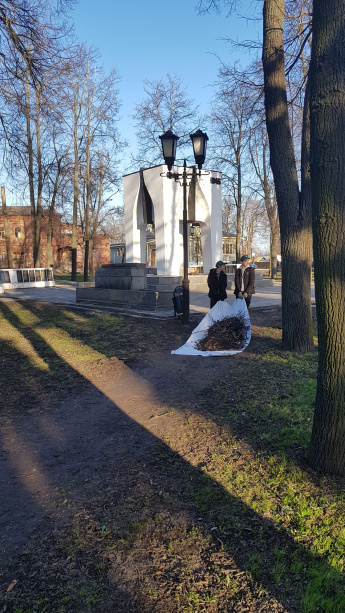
<box><xmin>64</xmin><ymin>45</ymin><xmax>89</xmax><ymax>280</ymax></box>
<box><xmin>0</xmin><ymin>0</ymin><xmax>74</xmax><ymax>266</ymax></box>
<box><xmin>249</xmin><ymin>123</ymin><xmax>279</xmax><ymax>278</ymax></box>
<box><xmin>59</xmin><ymin>46</ymin><xmax>123</xmax><ymax>280</ymax></box>
<box><xmin>79</xmin><ymin>147</ymin><xmax>122</xmax><ymax>276</ymax></box>
<box><xmin>1</xmin><ymin>53</ymin><xmax>54</xmax><ymax>266</ymax></box>
<box><xmin>241</xmin><ymin>197</ymin><xmax>265</xmax><ymax>259</ymax></box>
<box><xmin>78</xmin><ymin>64</ymin><xmax>122</xmax><ymax>280</ymax></box>
<box><xmin>308</xmin><ymin>0</ymin><xmax>345</xmax><ymax>475</ymax></box>
<box><xmin>222</xmin><ymin>195</ymin><xmax>236</xmax><ymax>234</ymax></box>
<box><xmin>197</xmin><ymin>0</ymin><xmax>314</xmax><ymax>352</ymax></box>
<box><xmin>102</xmin><ymin>205</ymin><xmax>125</xmax><ymax>244</ymax></box>
<box><xmin>208</xmin><ymin>69</ymin><xmax>253</xmax><ymax>261</ymax></box>
<box><xmin>45</xmin><ymin>131</ymin><xmax>71</xmax><ymax>268</ymax></box>
<box><xmin>132</xmin><ymin>73</ymin><xmax>199</xmax><ymax>167</ymax></box>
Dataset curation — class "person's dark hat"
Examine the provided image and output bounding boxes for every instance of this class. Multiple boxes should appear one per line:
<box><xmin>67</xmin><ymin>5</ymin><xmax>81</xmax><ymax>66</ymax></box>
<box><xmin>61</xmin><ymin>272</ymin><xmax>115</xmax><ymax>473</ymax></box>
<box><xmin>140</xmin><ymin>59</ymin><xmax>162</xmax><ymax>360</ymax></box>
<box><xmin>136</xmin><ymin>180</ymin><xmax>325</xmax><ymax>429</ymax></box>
<box><xmin>240</xmin><ymin>255</ymin><xmax>249</xmax><ymax>261</ymax></box>
<box><xmin>216</xmin><ymin>260</ymin><xmax>225</xmax><ymax>267</ymax></box>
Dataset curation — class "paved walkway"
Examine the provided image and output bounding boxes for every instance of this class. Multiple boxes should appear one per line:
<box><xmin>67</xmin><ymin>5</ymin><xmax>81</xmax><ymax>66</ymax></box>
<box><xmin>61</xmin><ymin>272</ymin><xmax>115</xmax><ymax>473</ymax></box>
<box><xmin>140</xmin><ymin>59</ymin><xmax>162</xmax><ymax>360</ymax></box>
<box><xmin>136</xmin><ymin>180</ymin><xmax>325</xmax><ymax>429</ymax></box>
<box><xmin>0</xmin><ymin>281</ymin><xmax>315</xmax><ymax>317</ymax></box>
<box><xmin>190</xmin><ymin>283</ymin><xmax>285</xmax><ymax>313</ymax></box>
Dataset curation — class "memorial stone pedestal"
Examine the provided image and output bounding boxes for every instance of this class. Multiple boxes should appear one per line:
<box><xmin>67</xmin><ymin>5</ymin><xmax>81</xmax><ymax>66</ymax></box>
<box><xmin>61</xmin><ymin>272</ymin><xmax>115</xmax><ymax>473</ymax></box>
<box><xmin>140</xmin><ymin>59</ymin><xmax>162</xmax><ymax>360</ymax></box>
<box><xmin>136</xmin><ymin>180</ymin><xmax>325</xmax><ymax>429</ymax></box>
<box><xmin>76</xmin><ymin>264</ymin><xmax>182</xmax><ymax>312</ymax></box>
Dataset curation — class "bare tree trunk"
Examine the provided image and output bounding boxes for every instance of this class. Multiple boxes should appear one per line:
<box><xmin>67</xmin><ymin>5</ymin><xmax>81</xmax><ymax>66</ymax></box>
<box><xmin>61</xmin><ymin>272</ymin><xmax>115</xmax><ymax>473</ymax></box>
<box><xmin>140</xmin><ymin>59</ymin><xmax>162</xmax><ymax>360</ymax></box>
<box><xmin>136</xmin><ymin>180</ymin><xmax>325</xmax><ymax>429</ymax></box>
<box><xmin>1</xmin><ymin>186</ymin><xmax>13</xmax><ymax>268</ymax></box>
<box><xmin>47</xmin><ymin>158</ymin><xmax>62</xmax><ymax>268</ymax></box>
<box><xmin>72</xmin><ymin>124</ymin><xmax>78</xmax><ymax>281</ymax></box>
<box><xmin>262</xmin><ymin>0</ymin><xmax>313</xmax><ymax>351</ymax></box>
<box><xmin>25</xmin><ymin>67</ymin><xmax>36</xmax><ymax>267</ymax></box>
<box><xmin>236</xmin><ymin>159</ymin><xmax>241</xmax><ymax>261</ymax></box>
<box><xmin>88</xmin><ymin>237</ymin><xmax>94</xmax><ymax>276</ymax></box>
<box><xmin>83</xmin><ymin>133</ymin><xmax>90</xmax><ymax>282</ymax></box>
<box><xmin>89</xmin><ymin>160</ymin><xmax>105</xmax><ymax>277</ymax></box>
<box><xmin>309</xmin><ymin>0</ymin><xmax>345</xmax><ymax>475</ymax></box>
<box><xmin>47</xmin><ymin>209</ymin><xmax>53</xmax><ymax>268</ymax></box>
<box><xmin>34</xmin><ymin>87</ymin><xmax>43</xmax><ymax>267</ymax></box>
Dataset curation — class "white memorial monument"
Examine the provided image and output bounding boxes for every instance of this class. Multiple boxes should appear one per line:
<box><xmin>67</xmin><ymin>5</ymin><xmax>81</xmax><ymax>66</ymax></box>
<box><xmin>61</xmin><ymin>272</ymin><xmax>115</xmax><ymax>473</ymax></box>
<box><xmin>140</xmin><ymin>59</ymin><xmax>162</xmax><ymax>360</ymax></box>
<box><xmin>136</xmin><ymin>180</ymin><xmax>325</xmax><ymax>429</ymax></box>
<box><xmin>123</xmin><ymin>164</ymin><xmax>222</xmax><ymax>277</ymax></box>
<box><xmin>76</xmin><ymin>133</ymin><xmax>224</xmax><ymax>315</ymax></box>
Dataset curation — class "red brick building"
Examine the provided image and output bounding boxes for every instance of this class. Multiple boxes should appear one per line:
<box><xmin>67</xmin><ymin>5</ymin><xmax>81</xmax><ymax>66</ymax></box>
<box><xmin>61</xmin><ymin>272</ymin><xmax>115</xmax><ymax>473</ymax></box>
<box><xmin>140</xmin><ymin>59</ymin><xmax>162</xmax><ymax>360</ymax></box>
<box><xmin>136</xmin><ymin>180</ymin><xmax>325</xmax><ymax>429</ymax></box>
<box><xmin>0</xmin><ymin>206</ymin><xmax>110</xmax><ymax>270</ymax></box>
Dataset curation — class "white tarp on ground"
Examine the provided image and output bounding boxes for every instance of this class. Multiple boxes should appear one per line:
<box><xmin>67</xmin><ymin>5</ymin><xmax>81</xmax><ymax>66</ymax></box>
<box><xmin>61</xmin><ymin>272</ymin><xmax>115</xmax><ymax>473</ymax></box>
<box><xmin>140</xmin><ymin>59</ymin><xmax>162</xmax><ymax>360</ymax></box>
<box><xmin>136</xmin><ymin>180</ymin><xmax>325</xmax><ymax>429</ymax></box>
<box><xmin>171</xmin><ymin>298</ymin><xmax>251</xmax><ymax>357</ymax></box>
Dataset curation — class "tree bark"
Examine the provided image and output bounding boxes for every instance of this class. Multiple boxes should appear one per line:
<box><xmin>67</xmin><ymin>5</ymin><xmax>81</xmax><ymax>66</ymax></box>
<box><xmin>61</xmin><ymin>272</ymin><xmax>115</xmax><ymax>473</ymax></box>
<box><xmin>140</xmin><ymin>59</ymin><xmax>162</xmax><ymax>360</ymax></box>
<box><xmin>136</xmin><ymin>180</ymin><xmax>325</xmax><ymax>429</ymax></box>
<box><xmin>262</xmin><ymin>0</ymin><xmax>313</xmax><ymax>351</ymax></box>
<box><xmin>1</xmin><ymin>186</ymin><xmax>13</xmax><ymax>268</ymax></box>
<box><xmin>309</xmin><ymin>0</ymin><xmax>345</xmax><ymax>475</ymax></box>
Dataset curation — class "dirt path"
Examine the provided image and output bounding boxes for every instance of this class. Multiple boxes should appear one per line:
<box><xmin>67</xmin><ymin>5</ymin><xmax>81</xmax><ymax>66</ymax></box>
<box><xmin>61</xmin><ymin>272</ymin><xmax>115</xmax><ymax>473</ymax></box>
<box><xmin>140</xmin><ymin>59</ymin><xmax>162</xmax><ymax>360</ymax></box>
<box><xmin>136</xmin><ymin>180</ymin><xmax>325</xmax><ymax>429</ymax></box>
<box><xmin>0</xmin><ymin>335</ymin><xmax>234</xmax><ymax>562</ymax></box>
<box><xmin>1</xmin><ymin>307</ymin><xmax>294</xmax><ymax>612</ymax></box>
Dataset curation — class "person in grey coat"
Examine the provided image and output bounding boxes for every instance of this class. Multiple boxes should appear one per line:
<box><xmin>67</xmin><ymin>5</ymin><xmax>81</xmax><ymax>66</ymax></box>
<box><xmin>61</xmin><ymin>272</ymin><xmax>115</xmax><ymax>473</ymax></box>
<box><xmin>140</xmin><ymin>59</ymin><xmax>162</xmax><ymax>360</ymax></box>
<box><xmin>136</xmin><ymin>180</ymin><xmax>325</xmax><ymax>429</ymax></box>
<box><xmin>234</xmin><ymin>255</ymin><xmax>255</xmax><ymax>308</ymax></box>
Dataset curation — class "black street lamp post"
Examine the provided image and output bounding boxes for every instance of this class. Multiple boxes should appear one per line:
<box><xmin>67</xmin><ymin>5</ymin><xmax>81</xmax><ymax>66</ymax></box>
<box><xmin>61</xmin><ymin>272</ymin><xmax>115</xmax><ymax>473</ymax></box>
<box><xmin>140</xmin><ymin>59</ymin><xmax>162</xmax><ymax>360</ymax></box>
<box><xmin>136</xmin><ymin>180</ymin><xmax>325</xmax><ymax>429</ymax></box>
<box><xmin>159</xmin><ymin>129</ymin><xmax>209</xmax><ymax>324</ymax></box>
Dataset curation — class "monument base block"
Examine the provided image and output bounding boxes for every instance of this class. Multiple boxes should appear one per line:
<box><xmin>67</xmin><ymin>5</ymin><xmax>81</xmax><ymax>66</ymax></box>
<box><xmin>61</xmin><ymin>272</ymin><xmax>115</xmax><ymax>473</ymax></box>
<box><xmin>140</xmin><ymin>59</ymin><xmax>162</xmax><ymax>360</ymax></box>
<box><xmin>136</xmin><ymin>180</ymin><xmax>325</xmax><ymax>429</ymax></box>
<box><xmin>76</xmin><ymin>264</ymin><xmax>182</xmax><ymax>312</ymax></box>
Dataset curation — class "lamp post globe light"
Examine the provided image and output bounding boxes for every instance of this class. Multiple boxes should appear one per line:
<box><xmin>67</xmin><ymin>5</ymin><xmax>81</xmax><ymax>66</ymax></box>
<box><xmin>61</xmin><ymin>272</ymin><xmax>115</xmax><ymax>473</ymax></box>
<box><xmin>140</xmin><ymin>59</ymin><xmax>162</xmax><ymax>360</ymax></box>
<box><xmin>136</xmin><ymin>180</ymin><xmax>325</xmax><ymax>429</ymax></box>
<box><xmin>159</xmin><ymin>129</ymin><xmax>209</xmax><ymax>323</ymax></box>
<box><xmin>159</xmin><ymin>129</ymin><xmax>180</xmax><ymax>171</ymax></box>
<box><xmin>190</xmin><ymin>129</ymin><xmax>209</xmax><ymax>170</ymax></box>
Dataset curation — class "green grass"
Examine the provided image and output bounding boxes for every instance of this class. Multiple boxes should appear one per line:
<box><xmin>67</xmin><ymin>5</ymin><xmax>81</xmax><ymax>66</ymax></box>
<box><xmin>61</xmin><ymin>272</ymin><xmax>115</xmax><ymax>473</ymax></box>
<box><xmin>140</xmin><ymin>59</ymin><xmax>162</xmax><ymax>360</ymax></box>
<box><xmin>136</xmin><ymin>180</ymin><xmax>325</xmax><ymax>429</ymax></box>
<box><xmin>54</xmin><ymin>272</ymin><xmax>85</xmax><ymax>282</ymax></box>
<box><xmin>186</xmin><ymin>369</ymin><xmax>345</xmax><ymax>612</ymax></box>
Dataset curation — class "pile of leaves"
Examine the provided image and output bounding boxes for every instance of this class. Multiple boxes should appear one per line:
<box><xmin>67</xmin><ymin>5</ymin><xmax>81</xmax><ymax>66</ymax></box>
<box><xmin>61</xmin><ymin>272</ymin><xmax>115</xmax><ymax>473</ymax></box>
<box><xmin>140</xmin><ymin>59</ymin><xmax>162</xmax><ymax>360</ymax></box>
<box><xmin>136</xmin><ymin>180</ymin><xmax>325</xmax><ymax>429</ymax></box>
<box><xmin>196</xmin><ymin>315</ymin><xmax>248</xmax><ymax>351</ymax></box>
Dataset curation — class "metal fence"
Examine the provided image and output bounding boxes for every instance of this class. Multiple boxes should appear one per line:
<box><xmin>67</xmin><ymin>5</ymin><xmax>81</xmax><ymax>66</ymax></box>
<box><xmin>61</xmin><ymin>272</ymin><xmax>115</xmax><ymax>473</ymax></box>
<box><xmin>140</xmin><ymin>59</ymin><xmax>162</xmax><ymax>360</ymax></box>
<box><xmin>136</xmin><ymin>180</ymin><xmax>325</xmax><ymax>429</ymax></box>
<box><xmin>0</xmin><ymin>267</ymin><xmax>55</xmax><ymax>290</ymax></box>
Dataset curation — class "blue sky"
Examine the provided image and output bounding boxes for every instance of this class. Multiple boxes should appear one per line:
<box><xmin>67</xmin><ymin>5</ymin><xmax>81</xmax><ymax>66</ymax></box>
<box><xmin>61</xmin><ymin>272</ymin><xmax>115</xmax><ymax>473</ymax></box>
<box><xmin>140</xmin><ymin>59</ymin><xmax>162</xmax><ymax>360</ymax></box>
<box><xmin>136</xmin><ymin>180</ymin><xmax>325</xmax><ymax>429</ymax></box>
<box><xmin>71</xmin><ymin>0</ymin><xmax>262</xmax><ymax>166</ymax></box>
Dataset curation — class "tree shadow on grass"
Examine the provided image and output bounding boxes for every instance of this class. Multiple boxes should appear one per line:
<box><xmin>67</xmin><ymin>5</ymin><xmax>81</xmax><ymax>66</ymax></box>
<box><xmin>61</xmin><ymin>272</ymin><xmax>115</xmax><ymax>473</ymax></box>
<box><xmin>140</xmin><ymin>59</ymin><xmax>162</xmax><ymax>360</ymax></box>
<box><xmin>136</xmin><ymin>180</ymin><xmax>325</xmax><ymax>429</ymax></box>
<box><xmin>0</xmin><ymin>300</ymin><xmax>344</xmax><ymax>612</ymax></box>
<box><xmin>197</xmin><ymin>336</ymin><xmax>317</xmax><ymax>462</ymax></box>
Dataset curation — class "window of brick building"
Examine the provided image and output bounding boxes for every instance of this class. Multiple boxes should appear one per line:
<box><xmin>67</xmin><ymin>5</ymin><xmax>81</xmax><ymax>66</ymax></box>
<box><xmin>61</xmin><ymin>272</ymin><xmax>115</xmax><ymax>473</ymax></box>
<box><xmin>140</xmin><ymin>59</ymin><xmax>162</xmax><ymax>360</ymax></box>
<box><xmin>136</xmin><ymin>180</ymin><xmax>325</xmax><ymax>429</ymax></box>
<box><xmin>0</xmin><ymin>252</ymin><xmax>5</xmax><ymax>261</ymax></box>
<box><xmin>0</xmin><ymin>227</ymin><xmax>4</xmax><ymax>238</ymax></box>
<box><xmin>15</xmin><ymin>227</ymin><xmax>22</xmax><ymax>238</ymax></box>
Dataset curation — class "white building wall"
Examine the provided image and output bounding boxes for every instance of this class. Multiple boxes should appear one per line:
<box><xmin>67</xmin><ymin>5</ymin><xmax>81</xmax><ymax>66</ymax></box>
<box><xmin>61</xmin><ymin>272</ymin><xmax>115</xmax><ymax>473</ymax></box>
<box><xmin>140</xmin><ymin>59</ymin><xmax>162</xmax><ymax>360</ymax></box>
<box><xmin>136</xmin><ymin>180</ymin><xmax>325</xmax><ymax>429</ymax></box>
<box><xmin>123</xmin><ymin>164</ymin><xmax>222</xmax><ymax>276</ymax></box>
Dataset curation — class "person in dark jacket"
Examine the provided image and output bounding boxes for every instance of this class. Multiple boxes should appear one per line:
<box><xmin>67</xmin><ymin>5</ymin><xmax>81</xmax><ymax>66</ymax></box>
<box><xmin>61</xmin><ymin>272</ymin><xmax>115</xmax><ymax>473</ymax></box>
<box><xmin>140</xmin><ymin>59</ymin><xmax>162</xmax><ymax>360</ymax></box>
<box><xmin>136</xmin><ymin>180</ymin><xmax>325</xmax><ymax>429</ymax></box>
<box><xmin>208</xmin><ymin>260</ymin><xmax>227</xmax><ymax>308</ymax></box>
<box><xmin>234</xmin><ymin>255</ymin><xmax>255</xmax><ymax>308</ymax></box>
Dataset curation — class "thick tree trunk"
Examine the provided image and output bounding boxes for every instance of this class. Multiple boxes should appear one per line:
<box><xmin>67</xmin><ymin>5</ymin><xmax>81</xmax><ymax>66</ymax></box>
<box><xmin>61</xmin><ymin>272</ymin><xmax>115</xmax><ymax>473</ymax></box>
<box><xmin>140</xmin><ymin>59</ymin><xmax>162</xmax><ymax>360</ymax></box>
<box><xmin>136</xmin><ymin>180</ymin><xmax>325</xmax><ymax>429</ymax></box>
<box><xmin>1</xmin><ymin>186</ymin><xmax>13</xmax><ymax>268</ymax></box>
<box><xmin>309</xmin><ymin>0</ymin><xmax>345</xmax><ymax>475</ymax></box>
<box><xmin>262</xmin><ymin>0</ymin><xmax>313</xmax><ymax>351</ymax></box>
